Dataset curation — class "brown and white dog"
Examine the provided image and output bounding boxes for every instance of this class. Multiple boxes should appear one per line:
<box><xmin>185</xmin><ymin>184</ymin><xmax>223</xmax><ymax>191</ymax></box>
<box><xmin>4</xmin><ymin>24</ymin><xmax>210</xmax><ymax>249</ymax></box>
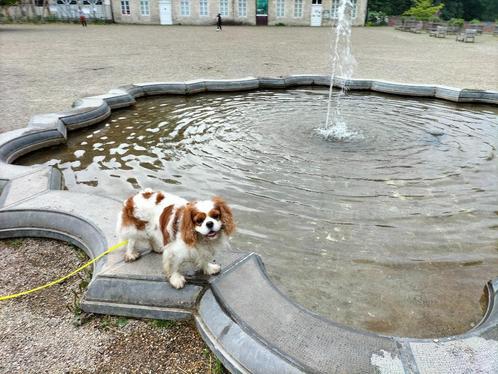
<box><xmin>116</xmin><ymin>188</ymin><xmax>235</xmax><ymax>289</ymax></box>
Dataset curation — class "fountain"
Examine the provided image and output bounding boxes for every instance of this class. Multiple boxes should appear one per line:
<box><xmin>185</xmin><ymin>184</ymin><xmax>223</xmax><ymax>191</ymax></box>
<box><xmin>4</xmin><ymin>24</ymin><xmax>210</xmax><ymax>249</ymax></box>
<box><xmin>319</xmin><ymin>0</ymin><xmax>359</xmax><ymax>141</ymax></box>
<box><xmin>16</xmin><ymin>84</ymin><xmax>498</xmax><ymax>340</ymax></box>
<box><xmin>1</xmin><ymin>76</ymin><xmax>497</xmax><ymax>372</ymax></box>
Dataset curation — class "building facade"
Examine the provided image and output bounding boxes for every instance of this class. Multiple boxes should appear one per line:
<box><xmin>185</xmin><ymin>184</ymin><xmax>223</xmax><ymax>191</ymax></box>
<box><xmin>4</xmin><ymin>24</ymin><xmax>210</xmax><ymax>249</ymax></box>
<box><xmin>111</xmin><ymin>0</ymin><xmax>367</xmax><ymax>26</ymax></box>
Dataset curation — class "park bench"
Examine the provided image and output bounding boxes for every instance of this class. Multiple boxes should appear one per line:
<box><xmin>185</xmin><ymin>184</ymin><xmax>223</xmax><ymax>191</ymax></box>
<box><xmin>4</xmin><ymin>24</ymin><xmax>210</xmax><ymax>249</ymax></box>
<box><xmin>410</xmin><ymin>22</ymin><xmax>423</xmax><ymax>33</ymax></box>
<box><xmin>447</xmin><ymin>25</ymin><xmax>461</xmax><ymax>34</ymax></box>
<box><xmin>493</xmin><ymin>26</ymin><xmax>498</xmax><ymax>36</ymax></box>
<box><xmin>429</xmin><ymin>26</ymin><xmax>447</xmax><ymax>38</ymax></box>
<box><xmin>456</xmin><ymin>29</ymin><xmax>477</xmax><ymax>43</ymax></box>
<box><xmin>468</xmin><ymin>24</ymin><xmax>483</xmax><ymax>35</ymax></box>
<box><xmin>395</xmin><ymin>19</ymin><xmax>418</xmax><ymax>32</ymax></box>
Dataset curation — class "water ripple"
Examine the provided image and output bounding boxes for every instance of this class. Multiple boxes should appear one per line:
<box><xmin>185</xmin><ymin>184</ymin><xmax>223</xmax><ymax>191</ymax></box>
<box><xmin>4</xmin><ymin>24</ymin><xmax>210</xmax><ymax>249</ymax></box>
<box><xmin>18</xmin><ymin>88</ymin><xmax>498</xmax><ymax>338</ymax></box>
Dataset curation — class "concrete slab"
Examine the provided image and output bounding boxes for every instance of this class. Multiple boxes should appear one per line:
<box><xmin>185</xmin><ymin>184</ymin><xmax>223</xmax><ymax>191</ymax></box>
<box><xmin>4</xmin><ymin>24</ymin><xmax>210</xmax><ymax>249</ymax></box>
<box><xmin>0</xmin><ymin>188</ymin><xmax>248</xmax><ymax>321</ymax></box>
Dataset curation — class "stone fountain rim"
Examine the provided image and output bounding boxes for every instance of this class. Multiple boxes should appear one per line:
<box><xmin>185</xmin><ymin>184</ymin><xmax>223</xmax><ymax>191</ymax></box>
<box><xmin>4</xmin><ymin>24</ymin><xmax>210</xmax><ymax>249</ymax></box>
<box><xmin>0</xmin><ymin>75</ymin><xmax>497</xmax><ymax>373</ymax></box>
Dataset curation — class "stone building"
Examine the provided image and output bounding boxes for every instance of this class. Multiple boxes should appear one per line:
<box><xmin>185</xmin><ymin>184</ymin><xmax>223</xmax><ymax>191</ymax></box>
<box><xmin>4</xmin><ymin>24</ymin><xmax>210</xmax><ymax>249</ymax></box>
<box><xmin>111</xmin><ymin>0</ymin><xmax>367</xmax><ymax>26</ymax></box>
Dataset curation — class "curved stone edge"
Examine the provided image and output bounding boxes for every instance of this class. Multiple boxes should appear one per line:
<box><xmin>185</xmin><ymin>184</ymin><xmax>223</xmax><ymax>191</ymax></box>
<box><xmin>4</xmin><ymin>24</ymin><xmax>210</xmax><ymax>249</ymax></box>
<box><xmin>199</xmin><ymin>253</ymin><xmax>498</xmax><ymax>373</ymax></box>
<box><xmin>473</xmin><ymin>278</ymin><xmax>498</xmax><ymax>333</ymax></box>
<box><xmin>195</xmin><ymin>289</ymin><xmax>301</xmax><ymax>374</ymax></box>
<box><xmin>0</xmin><ymin>75</ymin><xmax>496</xmax><ymax>182</ymax></box>
<box><xmin>0</xmin><ymin>190</ymin><xmax>203</xmax><ymax>320</ymax></box>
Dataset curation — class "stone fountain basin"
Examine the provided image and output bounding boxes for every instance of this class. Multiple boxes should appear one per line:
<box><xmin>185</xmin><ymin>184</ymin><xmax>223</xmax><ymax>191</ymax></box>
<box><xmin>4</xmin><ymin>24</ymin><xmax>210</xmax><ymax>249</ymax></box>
<box><xmin>0</xmin><ymin>76</ymin><xmax>497</xmax><ymax>373</ymax></box>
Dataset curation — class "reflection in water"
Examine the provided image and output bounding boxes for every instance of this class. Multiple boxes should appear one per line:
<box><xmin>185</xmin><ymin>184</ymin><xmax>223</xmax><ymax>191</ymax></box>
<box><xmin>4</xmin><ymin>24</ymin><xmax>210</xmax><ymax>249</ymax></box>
<box><xmin>18</xmin><ymin>89</ymin><xmax>498</xmax><ymax>338</ymax></box>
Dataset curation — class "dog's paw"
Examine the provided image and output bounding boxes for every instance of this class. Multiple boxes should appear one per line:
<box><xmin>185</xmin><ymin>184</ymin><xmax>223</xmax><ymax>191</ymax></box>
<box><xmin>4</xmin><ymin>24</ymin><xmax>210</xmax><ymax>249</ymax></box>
<box><xmin>152</xmin><ymin>246</ymin><xmax>164</xmax><ymax>254</ymax></box>
<box><xmin>204</xmin><ymin>263</ymin><xmax>221</xmax><ymax>276</ymax></box>
<box><xmin>124</xmin><ymin>251</ymin><xmax>140</xmax><ymax>262</ymax></box>
<box><xmin>169</xmin><ymin>273</ymin><xmax>186</xmax><ymax>289</ymax></box>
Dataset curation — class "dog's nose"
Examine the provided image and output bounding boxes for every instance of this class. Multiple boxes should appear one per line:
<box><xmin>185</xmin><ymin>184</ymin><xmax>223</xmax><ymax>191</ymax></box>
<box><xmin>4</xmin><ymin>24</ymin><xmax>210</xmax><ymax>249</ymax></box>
<box><xmin>206</xmin><ymin>221</ymin><xmax>214</xmax><ymax>229</ymax></box>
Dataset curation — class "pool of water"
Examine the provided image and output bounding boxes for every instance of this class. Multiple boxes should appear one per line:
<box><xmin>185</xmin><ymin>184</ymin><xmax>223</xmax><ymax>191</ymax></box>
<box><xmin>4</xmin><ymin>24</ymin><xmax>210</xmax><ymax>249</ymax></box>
<box><xmin>18</xmin><ymin>88</ymin><xmax>498</xmax><ymax>338</ymax></box>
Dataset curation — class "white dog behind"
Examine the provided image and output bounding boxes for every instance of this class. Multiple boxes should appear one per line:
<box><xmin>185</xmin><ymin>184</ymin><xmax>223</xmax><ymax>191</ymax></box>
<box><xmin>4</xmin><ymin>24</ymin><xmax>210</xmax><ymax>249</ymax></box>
<box><xmin>116</xmin><ymin>189</ymin><xmax>235</xmax><ymax>289</ymax></box>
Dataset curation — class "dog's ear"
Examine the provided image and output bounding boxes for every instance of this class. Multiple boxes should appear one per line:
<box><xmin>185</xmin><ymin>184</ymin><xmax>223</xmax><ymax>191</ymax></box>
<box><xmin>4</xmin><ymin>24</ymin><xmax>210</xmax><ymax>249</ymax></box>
<box><xmin>181</xmin><ymin>203</ymin><xmax>197</xmax><ymax>247</ymax></box>
<box><xmin>213</xmin><ymin>197</ymin><xmax>235</xmax><ymax>236</ymax></box>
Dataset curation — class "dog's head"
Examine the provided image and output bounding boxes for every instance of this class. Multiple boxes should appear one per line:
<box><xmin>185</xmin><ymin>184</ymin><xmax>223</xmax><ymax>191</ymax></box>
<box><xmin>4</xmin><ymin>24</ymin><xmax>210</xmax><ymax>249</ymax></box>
<box><xmin>181</xmin><ymin>196</ymin><xmax>235</xmax><ymax>246</ymax></box>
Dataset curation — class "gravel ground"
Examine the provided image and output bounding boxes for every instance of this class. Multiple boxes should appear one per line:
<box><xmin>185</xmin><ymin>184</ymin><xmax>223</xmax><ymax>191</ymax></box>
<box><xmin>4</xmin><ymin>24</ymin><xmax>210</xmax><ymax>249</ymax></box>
<box><xmin>0</xmin><ymin>24</ymin><xmax>497</xmax><ymax>133</ymax></box>
<box><xmin>0</xmin><ymin>238</ymin><xmax>222</xmax><ymax>374</ymax></box>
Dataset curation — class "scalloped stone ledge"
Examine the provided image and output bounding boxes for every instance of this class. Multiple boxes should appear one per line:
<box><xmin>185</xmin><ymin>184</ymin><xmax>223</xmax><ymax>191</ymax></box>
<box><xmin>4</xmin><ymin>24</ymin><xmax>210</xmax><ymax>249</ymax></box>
<box><xmin>0</xmin><ymin>75</ymin><xmax>497</xmax><ymax>373</ymax></box>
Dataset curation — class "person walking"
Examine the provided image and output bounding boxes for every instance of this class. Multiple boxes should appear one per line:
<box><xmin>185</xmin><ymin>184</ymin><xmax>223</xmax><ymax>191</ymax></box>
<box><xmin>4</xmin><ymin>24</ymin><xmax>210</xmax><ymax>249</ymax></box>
<box><xmin>79</xmin><ymin>7</ymin><xmax>87</xmax><ymax>27</ymax></box>
<box><xmin>216</xmin><ymin>13</ymin><xmax>222</xmax><ymax>31</ymax></box>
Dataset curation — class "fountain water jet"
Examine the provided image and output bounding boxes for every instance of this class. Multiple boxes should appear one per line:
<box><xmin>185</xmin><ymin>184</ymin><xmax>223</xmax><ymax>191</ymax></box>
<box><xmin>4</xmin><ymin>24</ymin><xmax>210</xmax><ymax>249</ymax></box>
<box><xmin>318</xmin><ymin>0</ymin><xmax>359</xmax><ymax>141</ymax></box>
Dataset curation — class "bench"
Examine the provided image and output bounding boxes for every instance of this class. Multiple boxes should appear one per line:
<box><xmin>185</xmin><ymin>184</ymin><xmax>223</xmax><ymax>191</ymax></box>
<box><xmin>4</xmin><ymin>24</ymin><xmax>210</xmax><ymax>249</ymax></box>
<box><xmin>429</xmin><ymin>26</ymin><xmax>447</xmax><ymax>38</ymax></box>
<box><xmin>447</xmin><ymin>25</ymin><xmax>461</xmax><ymax>34</ymax></box>
<box><xmin>468</xmin><ymin>24</ymin><xmax>483</xmax><ymax>35</ymax></box>
<box><xmin>456</xmin><ymin>29</ymin><xmax>477</xmax><ymax>43</ymax></box>
<box><xmin>410</xmin><ymin>22</ymin><xmax>423</xmax><ymax>33</ymax></box>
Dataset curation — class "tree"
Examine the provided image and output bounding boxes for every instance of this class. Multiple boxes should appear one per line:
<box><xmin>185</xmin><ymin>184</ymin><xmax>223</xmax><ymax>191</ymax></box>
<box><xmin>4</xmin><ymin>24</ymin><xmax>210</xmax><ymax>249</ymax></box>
<box><xmin>1</xmin><ymin>0</ymin><xmax>18</xmax><ymax>19</ymax></box>
<box><xmin>437</xmin><ymin>0</ymin><xmax>464</xmax><ymax>20</ymax></box>
<box><xmin>403</xmin><ymin>0</ymin><xmax>444</xmax><ymax>20</ymax></box>
<box><xmin>461</xmin><ymin>0</ymin><xmax>483</xmax><ymax>20</ymax></box>
<box><xmin>479</xmin><ymin>0</ymin><xmax>498</xmax><ymax>21</ymax></box>
<box><xmin>368</xmin><ymin>0</ymin><xmax>412</xmax><ymax>16</ymax></box>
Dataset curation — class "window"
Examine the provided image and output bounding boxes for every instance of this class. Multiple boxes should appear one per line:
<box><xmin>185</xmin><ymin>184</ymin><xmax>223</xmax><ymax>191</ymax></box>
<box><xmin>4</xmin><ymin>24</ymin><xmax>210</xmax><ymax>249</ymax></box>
<box><xmin>294</xmin><ymin>0</ymin><xmax>302</xmax><ymax>17</ymax></box>
<box><xmin>220</xmin><ymin>0</ymin><xmax>229</xmax><ymax>16</ymax></box>
<box><xmin>200</xmin><ymin>0</ymin><xmax>208</xmax><ymax>16</ymax></box>
<box><xmin>330</xmin><ymin>0</ymin><xmax>338</xmax><ymax>18</ymax></box>
<box><xmin>180</xmin><ymin>0</ymin><xmax>190</xmax><ymax>16</ymax></box>
<box><xmin>331</xmin><ymin>0</ymin><xmax>357</xmax><ymax>19</ymax></box>
<box><xmin>140</xmin><ymin>0</ymin><xmax>149</xmax><ymax>16</ymax></box>
<box><xmin>351</xmin><ymin>0</ymin><xmax>357</xmax><ymax>19</ymax></box>
<box><xmin>120</xmin><ymin>0</ymin><xmax>130</xmax><ymax>15</ymax></box>
<box><xmin>238</xmin><ymin>0</ymin><xmax>247</xmax><ymax>17</ymax></box>
<box><xmin>56</xmin><ymin>0</ymin><xmax>101</xmax><ymax>3</ymax></box>
<box><xmin>276</xmin><ymin>0</ymin><xmax>284</xmax><ymax>17</ymax></box>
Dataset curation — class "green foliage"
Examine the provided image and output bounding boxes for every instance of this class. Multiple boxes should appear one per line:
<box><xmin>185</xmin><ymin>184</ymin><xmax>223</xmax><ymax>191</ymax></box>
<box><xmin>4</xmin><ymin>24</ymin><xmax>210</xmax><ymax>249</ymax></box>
<box><xmin>403</xmin><ymin>0</ymin><xmax>444</xmax><ymax>21</ymax></box>
<box><xmin>371</xmin><ymin>0</ymin><xmax>497</xmax><ymax>21</ymax></box>
<box><xmin>469</xmin><ymin>18</ymin><xmax>481</xmax><ymax>24</ymax></box>
<box><xmin>368</xmin><ymin>0</ymin><xmax>412</xmax><ymax>16</ymax></box>
<box><xmin>203</xmin><ymin>348</ymin><xmax>225</xmax><ymax>374</ymax></box>
<box><xmin>6</xmin><ymin>238</ymin><xmax>23</xmax><ymax>249</ymax></box>
<box><xmin>116</xmin><ymin>317</ymin><xmax>129</xmax><ymax>328</ymax></box>
<box><xmin>45</xmin><ymin>14</ymin><xmax>59</xmax><ymax>23</ymax></box>
<box><xmin>438</xmin><ymin>0</ymin><xmax>464</xmax><ymax>20</ymax></box>
<box><xmin>150</xmin><ymin>319</ymin><xmax>176</xmax><ymax>329</ymax></box>
<box><xmin>448</xmin><ymin>17</ymin><xmax>464</xmax><ymax>27</ymax></box>
<box><xmin>66</xmin><ymin>269</ymin><xmax>93</xmax><ymax>326</ymax></box>
<box><xmin>275</xmin><ymin>22</ymin><xmax>285</xmax><ymax>26</ymax></box>
<box><xmin>212</xmin><ymin>358</ymin><xmax>224</xmax><ymax>374</ymax></box>
<box><xmin>367</xmin><ymin>11</ymin><xmax>388</xmax><ymax>26</ymax></box>
<box><xmin>480</xmin><ymin>0</ymin><xmax>498</xmax><ymax>21</ymax></box>
<box><xmin>0</xmin><ymin>0</ymin><xmax>18</xmax><ymax>6</ymax></box>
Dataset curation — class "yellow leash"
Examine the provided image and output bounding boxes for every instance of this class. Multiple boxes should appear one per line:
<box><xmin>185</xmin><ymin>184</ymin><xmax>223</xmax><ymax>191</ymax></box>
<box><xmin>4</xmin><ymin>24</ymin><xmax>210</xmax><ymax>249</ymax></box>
<box><xmin>0</xmin><ymin>240</ymin><xmax>127</xmax><ymax>301</ymax></box>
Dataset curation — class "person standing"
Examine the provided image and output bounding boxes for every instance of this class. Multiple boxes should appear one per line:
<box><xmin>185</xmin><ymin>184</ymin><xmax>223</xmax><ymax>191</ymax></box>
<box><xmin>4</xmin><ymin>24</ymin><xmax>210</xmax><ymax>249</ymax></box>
<box><xmin>79</xmin><ymin>7</ymin><xmax>87</xmax><ymax>27</ymax></box>
<box><xmin>216</xmin><ymin>13</ymin><xmax>222</xmax><ymax>31</ymax></box>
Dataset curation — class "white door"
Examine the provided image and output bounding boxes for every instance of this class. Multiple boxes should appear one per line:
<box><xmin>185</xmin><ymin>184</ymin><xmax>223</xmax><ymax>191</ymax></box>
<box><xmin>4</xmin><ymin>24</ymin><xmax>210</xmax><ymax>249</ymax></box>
<box><xmin>159</xmin><ymin>0</ymin><xmax>172</xmax><ymax>25</ymax></box>
<box><xmin>310</xmin><ymin>2</ymin><xmax>322</xmax><ymax>26</ymax></box>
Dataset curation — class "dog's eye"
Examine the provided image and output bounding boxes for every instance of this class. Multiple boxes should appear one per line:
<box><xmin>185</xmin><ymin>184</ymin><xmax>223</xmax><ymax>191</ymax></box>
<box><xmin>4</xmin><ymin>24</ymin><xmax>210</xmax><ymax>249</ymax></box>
<box><xmin>195</xmin><ymin>217</ymin><xmax>204</xmax><ymax>225</ymax></box>
<box><xmin>211</xmin><ymin>213</ymin><xmax>220</xmax><ymax>219</ymax></box>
